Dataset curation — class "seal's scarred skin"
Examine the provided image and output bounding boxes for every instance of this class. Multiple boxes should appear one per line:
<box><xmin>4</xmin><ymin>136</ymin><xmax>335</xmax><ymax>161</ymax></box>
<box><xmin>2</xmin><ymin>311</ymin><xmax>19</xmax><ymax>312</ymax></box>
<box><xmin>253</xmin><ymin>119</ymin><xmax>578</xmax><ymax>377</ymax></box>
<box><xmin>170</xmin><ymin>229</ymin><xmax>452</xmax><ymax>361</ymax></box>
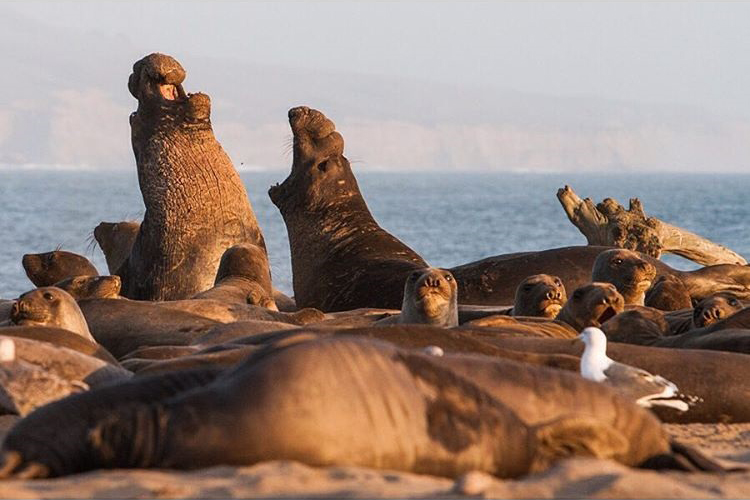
<box><xmin>121</xmin><ymin>53</ymin><xmax>266</xmax><ymax>301</ymax></box>
<box><xmin>269</xmin><ymin>107</ymin><xmax>426</xmax><ymax>311</ymax></box>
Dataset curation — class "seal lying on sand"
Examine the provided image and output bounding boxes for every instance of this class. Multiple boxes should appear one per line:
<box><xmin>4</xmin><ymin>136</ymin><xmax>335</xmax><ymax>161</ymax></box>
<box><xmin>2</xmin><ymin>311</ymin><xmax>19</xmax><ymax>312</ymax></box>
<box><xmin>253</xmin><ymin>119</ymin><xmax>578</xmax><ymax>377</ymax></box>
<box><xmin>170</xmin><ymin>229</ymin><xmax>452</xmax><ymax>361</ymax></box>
<box><xmin>22</xmin><ymin>251</ymin><xmax>98</xmax><ymax>287</ymax></box>
<box><xmin>10</xmin><ymin>288</ymin><xmax>94</xmax><ymax>343</ymax></box>
<box><xmin>512</xmin><ymin>274</ymin><xmax>566</xmax><ymax>318</ymax></box>
<box><xmin>119</xmin><ymin>53</ymin><xmax>266</xmax><ymax>301</ymax></box>
<box><xmin>0</xmin><ymin>336</ymin><xmax>713</xmax><ymax>478</ymax></box>
<box><xmin>269</xmin><ymin>106</ymin><xmax>427</xmax><ymax>311</ymax></box>
<box><xmin>554</xmin><ymin>283</ymin><xmax>625</xmax><ymax>332</ymax></box>
<box><xmin>376</xmin><ymin>268</ymin><xmax>458</xmax><ymax>327</ymax></box>
<box><xmin>53</xmin><ymin>276</ymin><xmax>121</xmax><ymax>300</ymax></box>
<box><xmin>193</xmin><ymin>244</ymin><xmax>277</xmax><ymax>310</ymax></box>
<box><xmin>592</xmin><ymin>249</ymin><xmax>656</xmax><ymax>306</ymax></box>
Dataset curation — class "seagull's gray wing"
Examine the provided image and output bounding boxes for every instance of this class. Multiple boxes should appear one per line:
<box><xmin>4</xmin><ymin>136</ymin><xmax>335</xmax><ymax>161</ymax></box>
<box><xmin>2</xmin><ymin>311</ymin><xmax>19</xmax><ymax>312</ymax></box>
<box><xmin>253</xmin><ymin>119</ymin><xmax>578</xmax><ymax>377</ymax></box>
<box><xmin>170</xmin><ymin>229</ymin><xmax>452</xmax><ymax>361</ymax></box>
<box><xmin>603</xmin><ymin>361</ymin><xmax>689</xmax><ymax>412</ymax></box>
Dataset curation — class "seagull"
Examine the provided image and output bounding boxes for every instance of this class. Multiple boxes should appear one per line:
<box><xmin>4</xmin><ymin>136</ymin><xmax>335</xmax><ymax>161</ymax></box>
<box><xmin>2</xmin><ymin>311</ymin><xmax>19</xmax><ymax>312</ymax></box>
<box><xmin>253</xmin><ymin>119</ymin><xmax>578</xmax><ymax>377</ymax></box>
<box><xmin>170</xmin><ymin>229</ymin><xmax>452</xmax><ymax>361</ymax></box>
<box><xmin>578</xmin><ymin>327</ymin><xmax>689</xmax><ymax>412</ymax></box>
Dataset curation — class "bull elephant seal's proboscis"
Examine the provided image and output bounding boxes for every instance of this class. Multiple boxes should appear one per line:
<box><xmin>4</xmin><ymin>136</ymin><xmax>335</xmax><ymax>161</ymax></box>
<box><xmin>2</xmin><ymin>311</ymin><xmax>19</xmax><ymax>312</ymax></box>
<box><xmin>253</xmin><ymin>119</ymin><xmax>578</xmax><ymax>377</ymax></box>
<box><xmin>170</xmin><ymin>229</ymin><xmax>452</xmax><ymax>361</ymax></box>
<box><xmin>0</xmin><ymin>336</ymin><xmax>713</xmax><ymax>479</ymax></box>
<box><xmin>269</xmin><ymin>106</ymin><xmax>427</xmax><ymax>312</ymax></box>
<box><xmin>120</xmin><ymin>53</ymin><xmax>266</xmax><ymax>301</ymax></box>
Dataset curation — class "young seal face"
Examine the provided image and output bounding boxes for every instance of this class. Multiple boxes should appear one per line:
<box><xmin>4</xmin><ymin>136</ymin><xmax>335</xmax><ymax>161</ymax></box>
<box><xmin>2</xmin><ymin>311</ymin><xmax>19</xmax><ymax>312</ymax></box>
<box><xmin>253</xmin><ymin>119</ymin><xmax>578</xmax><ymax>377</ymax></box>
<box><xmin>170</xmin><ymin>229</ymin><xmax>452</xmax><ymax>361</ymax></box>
<box><xmin>10</xmin><ymin>287</ymin><xmax>94</xmax><ymax>342</ymax></box>
<box><xmin>555</xmin><ymin>282</ymin><xmax>625</xmax><ymax>332</ymax></box>
<box><xmin>592</xmin><ymin>249</ymin><xmax>657</xmax><ymax>306</ymax></box>
<box><xmin>692</xmin><ymin>292</ymin><xmax>744</xmax><ymax>329</ymax></box>
<box><xmin>22</xmin><ymin>251</ymin><xmax>99</xmax><ymax>287</ymax></box>
<box><xmin>513</xmin><ymin>274</ymin><xmax>567</xmax><ymax>318</ymax></box>
<box><xmin>644</xmin><ymin>275</ymin><xmax>692</xmax><ymax>311</ymax></box>
<box><xmin>53</xmin><ymin>275</ymin><xmax>122</xmax><ymax>300</ymax></box>
<box><xmin>400</xmin><ymin>268</ymin><xmax>458</xmax><ymax>327</ymax></box>
<box><xmin>93</xmin><ymin>221</ymin><xmax>140</xmax><ymax>274</ymax></box>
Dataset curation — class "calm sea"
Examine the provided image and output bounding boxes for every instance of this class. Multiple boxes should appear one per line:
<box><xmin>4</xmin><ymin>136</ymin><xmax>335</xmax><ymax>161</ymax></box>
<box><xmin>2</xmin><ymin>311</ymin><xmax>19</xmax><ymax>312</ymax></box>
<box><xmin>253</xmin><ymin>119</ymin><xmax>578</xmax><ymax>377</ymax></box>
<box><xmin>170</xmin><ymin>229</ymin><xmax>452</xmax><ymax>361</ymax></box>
<box><xmin>1</xmin><ymin>169</ymin><xmax>748</xmax><ymax>299</ymax></box>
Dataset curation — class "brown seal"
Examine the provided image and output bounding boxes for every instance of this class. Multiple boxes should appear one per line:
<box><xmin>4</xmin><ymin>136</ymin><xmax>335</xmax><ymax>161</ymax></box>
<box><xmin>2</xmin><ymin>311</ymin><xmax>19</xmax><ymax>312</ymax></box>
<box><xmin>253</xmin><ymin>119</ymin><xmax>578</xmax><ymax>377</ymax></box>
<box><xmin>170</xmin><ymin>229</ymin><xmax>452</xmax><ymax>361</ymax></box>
<box><xmin>512</xmin><ymin>274</ymin><xmax>566</xmax><ymax>318</ymax></box>
<box><xmin>691</xmin><ymin>292</ymin><xmax>744</xmax><ymax>329</ymax></box>
<box><xmin>450</xmin><ymin>245</ymin><xmax>750</xmax><ymax>305</ymax></box>
<box><xmin>22</xmin><ymin>251</ymin><xmax>99</xmax><ymax>287</ymax></box>
<box><xmin>591</xmin><ymin>249</ymin><xmax>656</xmax><ymax>306</ymax></box>
<box><xmin>10</xmin><ymin>287</ymin><xmax>94</xmax><ymax>342</ymax></box>
<box><xmin>193</xmin><ymin>244</ymin><xmax>277</xmax><ymax>310</ymax></box>
<box><xmin>269</xmin><ymin>106</ymin><xmax>427</xmax><ymax>311</ymax></box>
<box><xmin>554</xmin><ymin>283</ymin><xmax>625</xmax><ymax>332</ymax></box>
<box><xmin>0</xmin><ymin>335</ymin><xmax>708</xmax><ymax>479</ymax></box>
<box><xmin>120</xmin><ymin>53</ymin><xmax>266</xmax><ymax>301</ymax></box>
<box><xmin>52</xmin><ymin>275</ymin><xmax>122</xmax><ymax>300</ymax></box>
<box><xmin>376</xmin><ymin>268</ymin><xmax>458</xmax><ymax>327</ymax></box>
<box><xmin>93</xmin><ymin>221</ymin><xmax>140</xmax><ymax>274</ymax></box>
<box><xmin>644</xmin><ymin>275</ymin><xmax>692</xmax><ymax>311</ymax></box>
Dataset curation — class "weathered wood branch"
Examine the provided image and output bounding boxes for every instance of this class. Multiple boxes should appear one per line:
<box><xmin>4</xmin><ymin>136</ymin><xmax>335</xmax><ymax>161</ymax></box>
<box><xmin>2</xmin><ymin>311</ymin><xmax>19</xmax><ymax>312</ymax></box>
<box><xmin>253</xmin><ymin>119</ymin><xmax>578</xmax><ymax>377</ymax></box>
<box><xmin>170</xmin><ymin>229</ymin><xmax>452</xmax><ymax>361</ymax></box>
<box><xmin>556</xmin><ymin>185</ymin><xmax>747</xmax><ymax>266</ymax></box>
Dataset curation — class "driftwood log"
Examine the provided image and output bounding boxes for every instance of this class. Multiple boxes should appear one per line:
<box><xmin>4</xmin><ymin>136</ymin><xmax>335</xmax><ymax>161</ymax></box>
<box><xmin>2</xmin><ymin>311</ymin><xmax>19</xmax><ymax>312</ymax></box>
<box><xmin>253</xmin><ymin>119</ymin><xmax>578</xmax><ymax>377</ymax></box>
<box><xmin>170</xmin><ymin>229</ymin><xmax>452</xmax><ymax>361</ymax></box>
<box><xmin>556</xmin><ymin>185</ymin><xmax>747</xmax><ymax>266</ymax></box>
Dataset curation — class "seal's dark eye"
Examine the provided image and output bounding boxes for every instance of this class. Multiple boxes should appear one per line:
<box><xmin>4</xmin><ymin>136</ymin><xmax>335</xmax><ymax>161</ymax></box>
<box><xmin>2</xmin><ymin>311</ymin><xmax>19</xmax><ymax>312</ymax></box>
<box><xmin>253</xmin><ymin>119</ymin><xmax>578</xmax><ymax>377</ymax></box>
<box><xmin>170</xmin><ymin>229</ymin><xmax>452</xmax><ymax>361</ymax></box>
<box><xmin>613</xmin><ymin>258</ymin><xmax>623</xmax><ymax>265</ymax></box>
<box><xmin>555</xmin><ymin>279</ymin><xmax>562</xmax><ymax>287</ymax></box>
<box><xmin>43</xmin><ymin>292</ymin><xmax>54</xmax><ymax>301</ymax></box>
<box><xmin>444</xmin><ymin>275</ymin><xmax>452</xmax><ymax>282</ymax></box>
<box><xmin>409</xmin><ymin>272</ymin><xmax>420</xmax><ymax>281</ymax></box>
<box><xmin>317</xmin><ymin>161</ymin><xmax>328</xmax><ymax>173</ymax></box>
<box><xmin>729</xmin><ymin>299</ymin><xmax>739</xmax><ymax>306</ymax></box>
<box><xmin>522</xmin><ymin>285</ymin><xmax>533</xmax><ymax>292</ymax></box>
<box><xmin>573</xmin><ymin>290</ymin><xmax>583</xmax><ymax>300</ymax></box>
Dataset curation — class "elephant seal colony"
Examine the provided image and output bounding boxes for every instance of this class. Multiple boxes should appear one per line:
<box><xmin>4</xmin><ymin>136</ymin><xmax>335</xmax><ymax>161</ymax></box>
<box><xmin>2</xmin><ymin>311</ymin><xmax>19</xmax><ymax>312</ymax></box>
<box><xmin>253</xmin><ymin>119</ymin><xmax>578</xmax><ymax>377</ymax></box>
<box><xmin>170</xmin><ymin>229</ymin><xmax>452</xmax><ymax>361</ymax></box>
<box><xmin>2</xmin><ymin>52</ymin><xmax>750</xmax><ymax>497</ymax></box>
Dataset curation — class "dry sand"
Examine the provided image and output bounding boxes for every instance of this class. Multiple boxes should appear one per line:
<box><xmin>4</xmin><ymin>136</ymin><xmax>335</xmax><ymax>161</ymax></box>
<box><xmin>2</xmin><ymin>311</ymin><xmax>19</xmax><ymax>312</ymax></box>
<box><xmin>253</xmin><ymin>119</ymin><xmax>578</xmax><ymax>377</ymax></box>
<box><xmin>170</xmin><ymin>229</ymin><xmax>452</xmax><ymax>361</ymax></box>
<box><xmin>0</xmin><ymin>423</ymin><xmax>749</xmax><ymax>498</ymax></box>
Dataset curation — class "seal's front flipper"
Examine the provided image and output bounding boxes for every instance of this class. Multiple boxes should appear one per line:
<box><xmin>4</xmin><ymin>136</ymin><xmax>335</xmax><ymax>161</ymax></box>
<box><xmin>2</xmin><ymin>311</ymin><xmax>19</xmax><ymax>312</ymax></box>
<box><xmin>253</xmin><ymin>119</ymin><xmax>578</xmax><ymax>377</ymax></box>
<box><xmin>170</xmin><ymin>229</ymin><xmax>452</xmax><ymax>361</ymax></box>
<box><xmin>640</xmin><ymin>440</ymin><xmax>747</xmax><ymax>473</ymax></box>
<box><xmin>530</xmin><ymin>417</ymin><xmax>629</xmax><ymax>472</ymax></box>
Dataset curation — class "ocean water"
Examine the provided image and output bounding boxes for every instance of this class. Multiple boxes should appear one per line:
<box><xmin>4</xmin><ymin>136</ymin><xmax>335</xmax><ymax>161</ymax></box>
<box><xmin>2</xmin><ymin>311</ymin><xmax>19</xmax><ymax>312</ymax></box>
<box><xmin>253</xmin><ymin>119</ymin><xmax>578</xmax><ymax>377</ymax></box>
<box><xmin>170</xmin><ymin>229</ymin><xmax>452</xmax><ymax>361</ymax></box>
<box><xmin>0</xmin><ymin>168</ymin><xmax>748</xmax><ymax>299</ymax></box>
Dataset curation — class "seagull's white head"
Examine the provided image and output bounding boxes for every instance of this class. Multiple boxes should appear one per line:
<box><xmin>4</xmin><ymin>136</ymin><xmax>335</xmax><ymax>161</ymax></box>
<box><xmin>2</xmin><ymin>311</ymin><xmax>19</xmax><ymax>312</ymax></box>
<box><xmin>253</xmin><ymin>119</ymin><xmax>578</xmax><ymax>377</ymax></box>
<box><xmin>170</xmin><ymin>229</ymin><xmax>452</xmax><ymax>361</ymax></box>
<box><xmin>578</xmin><ymin>327</ymin><xmax>611</xmax><ymax>382</ymax></box>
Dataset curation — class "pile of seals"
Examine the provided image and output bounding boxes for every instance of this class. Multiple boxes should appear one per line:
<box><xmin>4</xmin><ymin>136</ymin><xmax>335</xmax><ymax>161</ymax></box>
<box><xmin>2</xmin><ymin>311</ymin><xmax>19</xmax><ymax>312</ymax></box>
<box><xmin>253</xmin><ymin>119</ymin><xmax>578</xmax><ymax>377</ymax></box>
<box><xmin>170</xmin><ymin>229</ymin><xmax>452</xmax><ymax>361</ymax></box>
<box><xmin>1</xmin><ymin>53</ymin><xmax>750</xmax><ymax>483</ymax></box>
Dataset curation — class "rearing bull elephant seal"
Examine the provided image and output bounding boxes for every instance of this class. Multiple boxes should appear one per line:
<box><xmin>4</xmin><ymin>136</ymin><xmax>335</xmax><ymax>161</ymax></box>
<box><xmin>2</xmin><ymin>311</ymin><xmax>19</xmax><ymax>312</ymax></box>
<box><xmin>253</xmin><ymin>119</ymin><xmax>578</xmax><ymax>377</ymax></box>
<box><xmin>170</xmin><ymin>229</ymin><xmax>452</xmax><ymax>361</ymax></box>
<box><xmin>377</xmin><ymin>268</ymin><xmax>458</xmax><ymax>327</ymax></box>
<box><xmin>592</xmin><ymin>249</ymin><xmax>656</xmax><ymax>306</ymax></box>
<box><xmin>10</xmin><ymin>287</ymin><xmax>95</xmax><ymax>342</ymax></box>
<box><xmin>22</xmin><ymin>251</ymin><xmax>99</xmax><ymax>287</ymax></box>
<box><xmin>513</xmin><ymin>274</ymin><xmax>567</xmax><ymax>318</ymax></box>
<box><xmin>120</xmin><ymin>53</ymin><xmax>266</xmax><ymax>301</ymax></box>
<box><xmin>555</xmin><ymin>283</ymin><xmax>625</xmax><ymax>332</ymax></box>
<box><xmin>269</xmin><ymin>106</ymin><xmax>426</xmax><ymax>311</ymax></box>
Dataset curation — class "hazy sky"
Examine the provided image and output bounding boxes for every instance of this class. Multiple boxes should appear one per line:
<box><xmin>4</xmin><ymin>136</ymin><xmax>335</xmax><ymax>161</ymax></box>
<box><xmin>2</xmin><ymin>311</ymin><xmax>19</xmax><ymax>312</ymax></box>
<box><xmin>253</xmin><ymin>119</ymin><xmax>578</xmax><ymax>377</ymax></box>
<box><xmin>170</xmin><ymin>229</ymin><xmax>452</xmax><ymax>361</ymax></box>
<box><xmin>7</xmin><ymin>1</ymin><xmax>750</xmax><ymax>119</ymax></box>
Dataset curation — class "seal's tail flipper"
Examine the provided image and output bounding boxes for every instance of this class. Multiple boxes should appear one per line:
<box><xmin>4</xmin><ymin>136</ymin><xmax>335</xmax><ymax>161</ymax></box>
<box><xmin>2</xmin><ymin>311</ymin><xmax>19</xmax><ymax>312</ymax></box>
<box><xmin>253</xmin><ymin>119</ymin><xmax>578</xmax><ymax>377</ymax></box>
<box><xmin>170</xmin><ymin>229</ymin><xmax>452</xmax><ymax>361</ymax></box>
<box><xmin>530</xmin><ymin>417</ymin><xmax>629</xmax><ymax>473</ymax></box>
<box><xmin>0</xmin><ymin>450</ymin><xmax>50</xmax><ymax>479</ymax></box>
<box><xmin>640</xmin><ymin>440</ymin><xmax>748</xmax><ymax>473</ymax></box>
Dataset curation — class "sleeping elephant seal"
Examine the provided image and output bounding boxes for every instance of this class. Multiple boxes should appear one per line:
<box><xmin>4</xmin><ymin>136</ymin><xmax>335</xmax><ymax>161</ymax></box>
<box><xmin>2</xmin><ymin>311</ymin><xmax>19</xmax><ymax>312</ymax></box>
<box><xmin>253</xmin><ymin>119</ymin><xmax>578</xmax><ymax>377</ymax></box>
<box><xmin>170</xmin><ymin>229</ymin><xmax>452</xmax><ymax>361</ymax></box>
<box><xmin>592</xmin><ymin>249</ymin><xmax>656</xmax><ymax>306</ymax></box>
<box><xmin>93</xmin><ymin>221</ymin><xmax>140</xmax><ymax>274</ymax></box>
<box><xmin>376</xmin><ymin>268</ymin><xmax>458</xmax><ymax>327</ymax></box>
<box><xmin>645</xmin><ymin>275</ymin><xmax>692</xmax><ymax>311</ymax></box>
<box><xmin>269</xmin><ymin>106</ymin><xmax>427</xmax><ymax>311</ymax></box>
<box><xmin>10</xmin><ymin>287</ymin><xmax>94</xmax><ymax>343</ymax></box>
<box><xmin>512</xmin><ymin>274</ymin><xmax>566</xmax><ymax>318</ymax></box>
<box><xmin>53</xmin><ymin>275</ymin><xmax>121</xmax><ymax>300</ymax></box>
<box><xmin>22</xmin><ymin>251</ymin><xmax>98</xmax><ymax>287</ymax></box>
<box><xmin>0</xmin><ymin>336</ymin><xmax>709</xmax><ymax>479</ymax></box>
<box><xmin>193</xmin><ymin>244</ymin><xmax>276</xmax><ymax>309</ymax></box>
<box><xmin>555</xmin><ymin>283</ymin><xmax>625</xmax><ymax>332</ymax></box>
<box><xmin>120</xmin><ymin>53</ymin><xmax>266</xmax><ymax>301</ymax></box>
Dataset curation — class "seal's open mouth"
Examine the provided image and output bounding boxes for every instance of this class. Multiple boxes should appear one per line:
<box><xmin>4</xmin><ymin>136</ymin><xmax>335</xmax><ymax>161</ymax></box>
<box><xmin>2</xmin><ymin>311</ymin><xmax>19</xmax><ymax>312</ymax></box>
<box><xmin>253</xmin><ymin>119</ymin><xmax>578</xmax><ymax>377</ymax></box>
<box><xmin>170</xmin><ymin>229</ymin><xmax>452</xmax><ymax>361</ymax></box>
<box><xmin>597</xmin><ymin>306</ymin><xmax>618</xmax><ymax>324</ymax></box>
<box><xmin>542</xmin><ymin>303</ymin><xmax>563</xmax><ymax>317</ymax></box>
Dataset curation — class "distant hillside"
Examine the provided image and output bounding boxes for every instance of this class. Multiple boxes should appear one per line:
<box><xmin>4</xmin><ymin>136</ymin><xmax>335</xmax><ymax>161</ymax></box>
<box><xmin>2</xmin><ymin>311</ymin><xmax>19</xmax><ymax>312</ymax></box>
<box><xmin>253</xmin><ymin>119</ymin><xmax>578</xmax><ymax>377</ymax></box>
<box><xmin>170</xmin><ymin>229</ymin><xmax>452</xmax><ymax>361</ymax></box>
<box><xmin>1</xmin><ymin>6</ymin><xmax>748</xmax><ymax>172</ymax></box>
